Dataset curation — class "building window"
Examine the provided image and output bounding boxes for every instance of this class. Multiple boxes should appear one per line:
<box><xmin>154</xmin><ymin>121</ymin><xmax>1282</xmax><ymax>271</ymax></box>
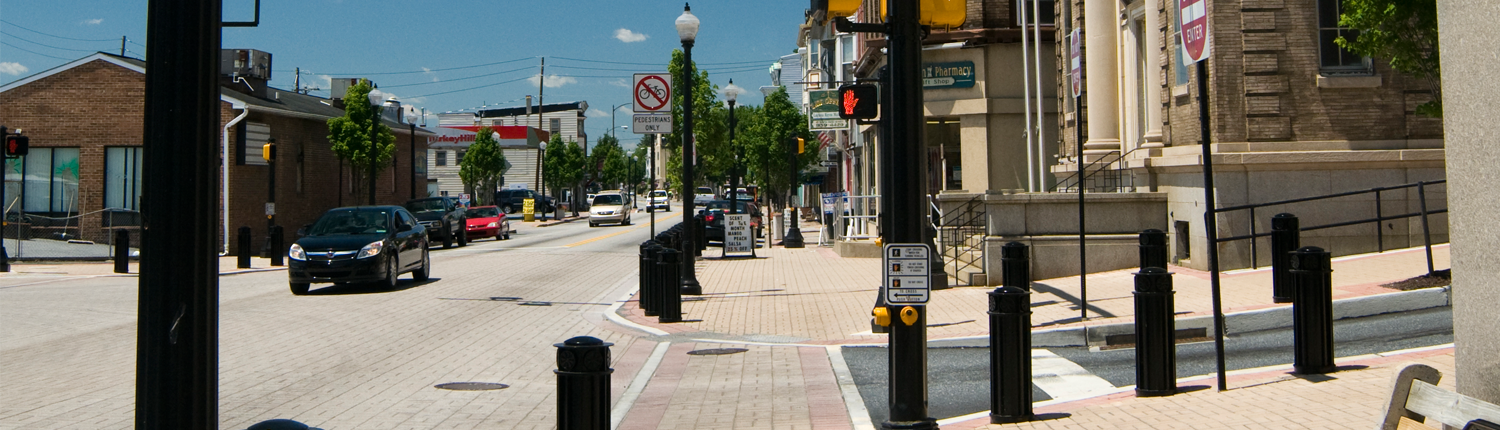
<box><xmin>1318</xmin><ymin>0</ymin><xmax>1370</xmax><ymax>74</ymax></box>
<box><xmin>456</xmin><ymin>149</ymin><xmax>466</xmax><ymax>164</ymax></box>
<box><xmin>16</xmin><ymin>147</ymin><xmax>81</xmax><ymax>214</ymax></box>
<box><xmin>1012</xmin><ymin>0</ymin><xmax>1056</xmax><ymax>26</ymax></box>
<box><xmin>549</xmin><ymin>118</ymin><xmax>562</xmax><ymax>134</ymax></box>
<box><xmin>435</xmin><ymin>150</ymin><xmax>447</xmax><ymax>166</ymax></box>
<box><xmin>105</xmin><ymin>147</ymin><xmax>143</xmax><ymax>211</ymax></box>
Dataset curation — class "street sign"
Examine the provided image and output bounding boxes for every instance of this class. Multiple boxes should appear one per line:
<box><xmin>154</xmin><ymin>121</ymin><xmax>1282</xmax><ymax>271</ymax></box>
<box><xmin>632</xmin><ymin>73</ymin><xmax>673</xmax><ymax>113</ymax></box>
<box><xmin>808</xmin><ymin>90</ymin><xmax>849</xmax><ymax>130</ymax></box>
<box><xmin>820</xmin><ymin>160</ymin><xmax>839</xmax><ymax>167</ymax></box>
<box><xmin>460</xmin><ymin>193</ymin><xmax>471</xmax><ymax>206</ymax></box>
<box><xmin>1070</xmin><ymin>28</ymin><xmax>1083</xmax><ymax>98</ymax></box>
<box><xmin>724</xmin><ymin>214</ymin><xmax>752</xmax><ymax>254</ymax></box>
<box><xmin>1179</xmin><ymin>0</ymin><xmax>1210</xmax><ymax>64</ymax></box>
<box><xmin>632</xmin><ymin>113</ymin><xmax>672</xmax><ymax>134</ymax></box>
<box><xmin>884</xmin><ymin>243</ymin><xmax>931</xmax><ymax>304</ymax></box>
<box><xmin>264</xmin><ymin>202</ymin><xmax>275</xmax><ymax>216</ymax></box>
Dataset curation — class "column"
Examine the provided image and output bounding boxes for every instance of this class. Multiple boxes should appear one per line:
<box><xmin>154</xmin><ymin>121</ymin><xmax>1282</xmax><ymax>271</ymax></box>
<box><xmin>1085</xmin><ymin>0</ymin><xmax>1122</xmax><ymax>158</ymax></box>
<box><xmin>1142</xmin><ymin>0</ymin><xmax>1165</xmax><ymax>147</ymax></box>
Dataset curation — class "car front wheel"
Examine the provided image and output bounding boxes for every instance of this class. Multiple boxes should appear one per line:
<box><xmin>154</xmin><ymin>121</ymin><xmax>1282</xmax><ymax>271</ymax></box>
<box><xmin>382</xmin><ymin>255</ymin><xmax>400</xmax><ymax>291</ymax></box>
<box><xmin>290</xmin><ymin>282</ymin><xmax>310</xmax><ymax>295</ymax></box>
<box><xmin>413</xmin><ymin>247</ymin><xmax>430</xmax><ymax>281</ymax></box>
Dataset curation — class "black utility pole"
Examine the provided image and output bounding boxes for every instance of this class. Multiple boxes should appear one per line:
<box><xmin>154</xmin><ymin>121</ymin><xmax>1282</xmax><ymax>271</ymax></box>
<box><xmin>138</xmin><ymin>0</ymin><xmax>222</xmax><ymax>427</ymax></box>
<box><xmin>1198</xmin><ymin>60</ymin><xmax>1229</xmax><ymax>392</ymax></box>
<box><xmin>265</xmin><ymin>138</ymin><xmax>276</xmax><ymax>257</ymax></box>
<box><xmin>784</xmin><ymin>135</ymin><xmax>804</xmax><ymax>248</ymax></box>
<box><xmin>727</xmin><ymin>89</ymin><xmax>738</xmax><ymax>216</ymax></box>
<box><xmin>410</xmin><ymin>123</ymin><xmax>417</xmax><ymax>200</ymax></box>
<box><xmin>650</xmin><ymin>134</ymin><xmax>657</xmax><ymax>237</ymax></box>
<box><xmin>676</xmin><ymin>3</ymin><xmax>702</xmax><ymax>294</ymax></box>
<box><xmin>883</xmin><ymin>0</ymin><xmax>935</xmax><ymax>428</ymax></box>
<box><xmin>0</xmin><ymin>126</ymin><xmax>11</xmax><ymax>272</ymax></box>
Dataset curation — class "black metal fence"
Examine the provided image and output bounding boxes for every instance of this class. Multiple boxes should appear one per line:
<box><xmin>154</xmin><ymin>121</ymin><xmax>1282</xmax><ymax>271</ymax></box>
<box><xmin>3</xmin><ymin>208</ymin><xmax>140</xmax><ymax>261</ymax></box>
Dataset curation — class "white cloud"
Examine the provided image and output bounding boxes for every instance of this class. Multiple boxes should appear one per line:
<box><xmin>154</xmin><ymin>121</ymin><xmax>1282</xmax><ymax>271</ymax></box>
<box><xmin>586</xmin><ymin>108</ymin><xmax>611</xmax><ymax>118</ymax></box>
<box><xmin>422</xmin><ymin>67</ymin><xmax>438</xmax><ymax>82</ymax></box>
<box><xmin>527</xmin><ymin>73</ymin><xmax>577</xmax><ymax>88</ymax></box>
<box><xmin>615</xmin><ymin>104</ymin><xmax>633</xmax><ymax>113</ymax></box>
<box><xmin>614</xmin><ymin>28</ymin><xmax>648</xmax><ymax>43</ymax></box>
<box><xmin>0</xmin><ymin>62</ymin><xmax>29</xmax><ymax>76</ymax></box>
<box><xmin>81</xmin><ymin>18</ymin><xmax>103</xmax><ymax>25</ymax></box>
<box><xmin>609</xmin><ymin>78</ymin><xmax>630</xmax><ymax>88</ymax></box>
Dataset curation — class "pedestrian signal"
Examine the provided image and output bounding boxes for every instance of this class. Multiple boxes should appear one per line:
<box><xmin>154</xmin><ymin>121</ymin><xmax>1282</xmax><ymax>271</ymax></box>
<box><xmin>838</xmin><ymin>84</ymin><xmax>878</xmax><ymax>119</ymax></box>
<box><xmin>4</xmin><ymin>134</ymin><xmax>28</xmax><ymax>157</ymax></box>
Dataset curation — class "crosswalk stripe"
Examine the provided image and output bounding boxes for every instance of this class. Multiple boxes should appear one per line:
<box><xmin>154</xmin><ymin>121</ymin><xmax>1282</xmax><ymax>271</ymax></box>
<box><xmin>1031</xmin><ymin>349</ymin><xmax>1118</xmax><ymax>400</ymax></box>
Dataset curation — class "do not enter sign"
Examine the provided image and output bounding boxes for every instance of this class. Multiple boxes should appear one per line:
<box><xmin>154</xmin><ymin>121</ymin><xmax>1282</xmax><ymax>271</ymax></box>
<box><xmin>1179</xmin><ymin>0</ymin><xmax>1211</xmax><ymax>64</ymax></box>
<box><xmin>633</xmin><ymin>73</ymin><xmax>673</xmax><ymax>113</ymax></box>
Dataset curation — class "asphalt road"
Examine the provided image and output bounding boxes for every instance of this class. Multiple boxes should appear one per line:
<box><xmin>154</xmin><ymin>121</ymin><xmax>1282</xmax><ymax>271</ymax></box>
<box><xmin>844</xmin><ymin>306</ymin><xmax>1453</xmax><ymax>424</ymax></box>
<box><xmin>0</xmin><ymin>208</ymin><xmax>679</xmax><ymax>429</ymax></box>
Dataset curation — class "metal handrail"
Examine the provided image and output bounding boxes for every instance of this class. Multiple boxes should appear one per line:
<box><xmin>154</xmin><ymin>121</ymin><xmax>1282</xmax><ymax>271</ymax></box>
<box><xmin>1049</xmin><ymin>145</ymin><xmax>1150</xmax><ymax>193</ymax></box>
<box><xmin>1212</xmin><ymin>180</ymin><xmax>1447</xmax><ymax>274</ymax></box>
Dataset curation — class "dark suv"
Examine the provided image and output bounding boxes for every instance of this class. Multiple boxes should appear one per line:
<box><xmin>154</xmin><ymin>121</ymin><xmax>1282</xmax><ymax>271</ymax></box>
<box><xmin>403</xmin><ymin>197</ymin><xmax>467</xmax><ymax>248</ymax></box>
<box><xmin>494</xmin><ymin>189</ymin><xmax>555</xmax><ymax>215</ymax></box>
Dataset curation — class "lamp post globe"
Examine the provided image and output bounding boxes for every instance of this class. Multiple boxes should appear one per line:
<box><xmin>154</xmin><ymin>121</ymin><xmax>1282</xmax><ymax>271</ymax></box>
<box><xmin>677</xmin><ymin>2</ymin><xmax>702</xmax><ymax>295</ymax></box>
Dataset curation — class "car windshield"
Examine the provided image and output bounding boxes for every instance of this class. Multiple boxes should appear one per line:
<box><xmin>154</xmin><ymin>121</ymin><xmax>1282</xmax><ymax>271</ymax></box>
<box><xmin>651</xmin><ymin>191</ymin><xmax>668</xmax><ymax>197</ymax></box>
<box><xmin>696</xmin><ymin>187</ymin><xmax>713</xmax><ymax>195</ymax></box>
<box><xmin>592</xmin><ymin>194</ymin><xmax>624</xmax><ymax>206</ymax></box>
<box><xmin>706</xmin><ymin>201</ymin><xmax>751</xmax><ymax>212</ymax></box>
<box><xmin>308</xmin><ymin>209</ymin><xmax>390</xmax><ymax>236</ymax></box>
<box><xmin>404</xmin><ymin>199</ymin><xmax>446</xmax><ymax>213</ymax></box>
<box><xmin>466</xmin><ymin>207</ymin><xmax>500</xmax><ymax>218</ymax></box>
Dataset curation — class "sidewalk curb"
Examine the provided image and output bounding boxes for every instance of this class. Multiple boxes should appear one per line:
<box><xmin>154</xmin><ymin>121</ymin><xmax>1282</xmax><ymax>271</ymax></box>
<box><xmin>932</xmin><ymin>285</ymin><xmax>1452</xmax><ymax>348</ymax></box>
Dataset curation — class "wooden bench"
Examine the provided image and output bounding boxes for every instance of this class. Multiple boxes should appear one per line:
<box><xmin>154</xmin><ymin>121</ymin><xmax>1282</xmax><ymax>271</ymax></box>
<box><xmin>1380</xmin><ymin>363</ymin><xmax>1500</xmax><ymax>430</ymax></box>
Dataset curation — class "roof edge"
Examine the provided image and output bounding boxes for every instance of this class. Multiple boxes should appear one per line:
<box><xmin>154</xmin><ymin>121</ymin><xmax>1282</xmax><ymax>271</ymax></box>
<box><xmin>0</xmin><ymin>52</ymin><xmax>145</xmax><ymax>94</ymax></box>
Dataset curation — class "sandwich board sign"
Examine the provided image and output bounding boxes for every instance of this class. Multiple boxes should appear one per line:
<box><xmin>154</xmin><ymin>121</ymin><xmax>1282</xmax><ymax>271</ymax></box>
<box><xmin>723</xmin><ymin>214</ymin><xmax>755</xmax><ymax>256</ymax></box>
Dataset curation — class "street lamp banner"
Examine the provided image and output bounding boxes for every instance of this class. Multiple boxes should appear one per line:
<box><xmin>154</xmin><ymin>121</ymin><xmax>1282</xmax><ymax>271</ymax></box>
<box><xmin>632</xmin><ymin>113</ymin><xmax>672</xmax><ymax>134</ymax></box>
<box><xmin>632</xmin><ymin>73</ymin><xmax>673</xmax><ymax>113</ymax></box>
<box><xmin>922</xmin><ymin>61</ymin><xmax>976</xmax><ymax>89</ymax></box>
<box><xmin>808</xmin><ymin>90</ymin><xmax>849</xmax><ymax>130</ymax></box>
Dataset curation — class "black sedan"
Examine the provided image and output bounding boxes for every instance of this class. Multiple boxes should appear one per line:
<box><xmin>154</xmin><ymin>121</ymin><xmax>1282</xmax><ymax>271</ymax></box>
<box><xmin>700</xmin><ymin>200</ymin><xmax>763</xmax><ymax>244</ymax></box>
<box><xmin>288</xmin><ymin>206</ymin><xmax>431</xmax><ymax>295</ymax></box>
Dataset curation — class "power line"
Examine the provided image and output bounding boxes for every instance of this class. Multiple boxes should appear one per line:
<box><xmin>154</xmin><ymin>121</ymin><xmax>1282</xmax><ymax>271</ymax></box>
<box><xmin>298</xmin><ymin>56</ymin><xmax>536</xmax><ymax>76</ymax></box>
<box><xmin>408</xmin><ymin>75</ymin><xmax>534</xmax><ymax>99</ymax></box>
<box><xmin>550</xmin><ymin>63</ymin><xmax>773</xmax><ymax>73</ymax></box>
<box><xmin>550</xmin><ymin>56</ymin><xmax>775</xmax><ymax>66</ymax></box>
<box><xmin>0</xmin><ymin>19</ymin><xmax>118</xmax><ymax>42</ymax></box>
<box><xmin>0</xmin><ymin>41</ymin><xmax>72</xmax><ymax>60</ymax></box>
<box><xmin>0</xmin><ymin>30</ymin><xmax>110</xmax><ymax>52</ymax></box>
<box><xmin>380</xmin><ymin>65</ymin><xmax>533</xmax><ymax>89</ymax></box>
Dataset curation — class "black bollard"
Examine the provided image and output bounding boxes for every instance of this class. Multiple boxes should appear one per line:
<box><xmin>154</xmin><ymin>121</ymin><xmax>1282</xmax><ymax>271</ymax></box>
<box><xmin>269</xmin><ymin>225</ymin><xmax>284</xmax><ymax>267</ymax></box>
<box><xmin>694</xmin><ymin>214</ymin><xmax>706</xmax><ymax>256</ymax></box>
<box><xmin>1001</xmin><ymin>241</ymin><xmax>1030</xmax><ymax>290</ymax></box>
<box><xmin>114</xmin><ymin>229</ymin><xmax>131</xmax><ymax>274</ymax></box>
<box><xmin>657</xmin><ymin>248</ymin><xmax>682</xmax><ymax>323</ymax></box>
<box><xmin>554</xmin><ymin>336</ymin><xmax>614</xmax><ymax>430</ymax></box>
<box><xmin>1291</xmin><ymin>246</ymin><xmax>1335</xmax><ymax>374</ymax></box>
<box><xmin>1133</xmin><ymin>267</ymin><xmax>1177</xmax><ymax>397</ymax></box>
<box><xmin>988</xmin><ymin>284</ymin><xmax>1033</xmax><ymax>423</ymax></box>
<box><xmin>1270</xmin><ymin>213</ymin><xmax>1300</xmax><ymax>303</ymax></box>
<box><xmin>237</xmin><ymin>226</ymin><xmax>253</xmax><ymax>269</ymax></box>
<box><xmin>639</xmin><ymin>241</ymin><xmax>655</xmax><ymax>315</ymax></box>
<box><xmin>643</xmin><ymin>242</ymin><xmax>662</xmax><ymax>317</ymax></box>
<box><xmin>246</xmin><ymin>419</ymin><xmax>310</xmax><ymax>430</ymax></box>
<box><xmin>1139</xmin><ymin>229</ymin><xmax>1168</xmax><ymax>269</ymax></box>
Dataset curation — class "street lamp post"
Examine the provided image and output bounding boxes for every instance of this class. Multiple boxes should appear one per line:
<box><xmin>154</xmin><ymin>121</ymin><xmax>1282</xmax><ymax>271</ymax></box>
<box><xmin>724</xmin><ymin>80</ymin><xmax>742</xmax><ymax>217</ymax></box>
<box><xmin>676</xmin><ymin>3</ymin><xmax>702</xmax><ymax>295</ymax></box>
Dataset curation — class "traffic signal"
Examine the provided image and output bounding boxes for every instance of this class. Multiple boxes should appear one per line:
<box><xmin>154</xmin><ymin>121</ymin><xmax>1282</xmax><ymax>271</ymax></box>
<box><xmin>261</xmin><ymin>139</ymin><xmax>276</xmax><ymax>161</ymax></box>
<box><xmin>4</xmin><ymin>134</ymin><xmax>28</xmax><ymax>157</ymax></box>
<box><xmin>797</xmin><ymin>137</ymin><xmax>806</xmax><ymax>154</ymax></box>
<box><xmin>838</xmin><ymin>84</ymin><xmax>879</xmax><ymax>119</ymax></box>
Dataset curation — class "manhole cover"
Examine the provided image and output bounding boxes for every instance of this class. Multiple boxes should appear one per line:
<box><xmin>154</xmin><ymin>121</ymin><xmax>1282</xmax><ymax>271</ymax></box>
<box><xmin>434</xmin><ymin>382</ymin><xmax>510</xmax><ymax>391</ymax></box>
<box><xmin>687</xmin><ymin>348</ymin><xmax>748</xmax><ymax>356</ymax></box>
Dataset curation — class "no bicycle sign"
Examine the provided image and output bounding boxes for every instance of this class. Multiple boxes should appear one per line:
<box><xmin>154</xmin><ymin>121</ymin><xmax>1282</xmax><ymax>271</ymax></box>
<box><xmin>633</xmin><ymin>73</ymin><xmax>673</xmax><ymax>113</ymax></box>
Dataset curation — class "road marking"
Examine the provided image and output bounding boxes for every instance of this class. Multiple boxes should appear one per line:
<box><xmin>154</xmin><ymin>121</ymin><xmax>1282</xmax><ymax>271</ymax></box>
<box><xmin>602</xmin><ymin>275</ymin><xmax>670</xmax><ymax>337</ymax></box>
<box><xmin>827</xmin><ymin>345</ymin><xmax>878</xmax><ymax>430</ymax></box>
<box><xmin>563</xmin><ymin>212</ymin><xmax>680</xmax><ymax>248</ymax></box>
<box><xmin>1031</xmin><ymin>349</ymin><xmax>1118</xmax><ymax>399</ymax></box>
<box><xmin>611</xmin><ymin>341</ymin><xmax>670</xmax><ymax>430</ymax></box>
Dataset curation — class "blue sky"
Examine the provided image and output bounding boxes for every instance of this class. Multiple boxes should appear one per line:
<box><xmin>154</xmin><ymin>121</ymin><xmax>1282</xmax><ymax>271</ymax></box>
<box><xmin>0</xmin><ymin>0</ymin><xmax>808</xmax><ymax>147</ymax></box>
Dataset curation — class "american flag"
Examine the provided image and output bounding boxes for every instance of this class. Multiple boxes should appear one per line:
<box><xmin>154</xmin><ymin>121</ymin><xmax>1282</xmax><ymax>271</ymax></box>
<box><xmin>817</xmin><ymin>131</ymin><xmax>834</xmax><ymax>150</ymax></box>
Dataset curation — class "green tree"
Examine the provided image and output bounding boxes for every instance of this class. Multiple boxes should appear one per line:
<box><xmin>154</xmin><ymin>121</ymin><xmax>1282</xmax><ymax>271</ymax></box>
<box><xmin>458</xmin><ymin>127</ymin><xmax>508</xmax><ymax>205</ymax></box>
<box><xmin>628</xmin><ymin>144</ymin><xmax>651</xmax><ymax>195</ymax></box>
<box><xmin>542</xmin><ymin>135</ymin><xmax>584</xmax><ymax>217</ymax></box>
<box><xmin>740</xmin><ymin>87</ymin><xmax>814</xmax><ymax>209</ymax></box>
<box><xmin>327</xmin><ymin>79</ymin><xmax>396</xmax><ymax>204</ymax></box>
<box><xmin>1336</xmin><ymin>0</ymin><xmax>1441</xmax><ymax>116</ymax></box>
<box><xmin>662</xmin><ymin>49</ymin><xmax>730</xmax><ymax>196</ymax></box>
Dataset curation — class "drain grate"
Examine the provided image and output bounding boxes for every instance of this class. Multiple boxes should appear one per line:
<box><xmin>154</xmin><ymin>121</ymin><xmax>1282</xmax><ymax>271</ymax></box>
<box><xmin>435</xmin><ymin>382</ymin><xmax>510</xmax><ymax>391</ymax></box>
<box><xmin>687</xmin><ymin>348</ymin><xmax>748</xmax><ymax>356</ymax></box>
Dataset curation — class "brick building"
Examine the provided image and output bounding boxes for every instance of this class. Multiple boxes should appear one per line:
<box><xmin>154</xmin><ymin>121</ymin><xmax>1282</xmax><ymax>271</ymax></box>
<box><xmin>1051</xmin><ymin>0</ymin><xmax>1447</xmax><ymax>271</ymax></box>
<box><xmin>0</xmin><ymin>52</ymin><xmax>432</xmax><ymax>257</ymax></box>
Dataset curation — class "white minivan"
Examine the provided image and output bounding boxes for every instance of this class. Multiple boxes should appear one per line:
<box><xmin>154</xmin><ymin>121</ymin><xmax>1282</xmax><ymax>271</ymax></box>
<box><xmin>648</xmin><ymin>190</ymin><xmax>670</xmax><ymax>212</ymax></box>
<box><xmin>588</xmin><ymin>191</ymin><xmax>634</xmax><ymax>227</ymax></box>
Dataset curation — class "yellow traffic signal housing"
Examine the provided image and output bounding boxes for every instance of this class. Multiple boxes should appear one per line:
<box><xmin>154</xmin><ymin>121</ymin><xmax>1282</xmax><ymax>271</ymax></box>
<box><xmin>828</xmin><ymin>0</ymin><xmax>860</xmax><ymax>18</ymax></box>
<box><xmin>881</xmin><ymin>0</ymin><xmax>967</xmax><ymax>28</ymax></box>
<box><xmin>262</xmin><ymin>142</ymin><xmax>276</xmax><ymax>161</ymax></box>
<box><xmin>797</xmin><ymin>137</ymin><xmax>806</xmax><ymax>154</ymax></box>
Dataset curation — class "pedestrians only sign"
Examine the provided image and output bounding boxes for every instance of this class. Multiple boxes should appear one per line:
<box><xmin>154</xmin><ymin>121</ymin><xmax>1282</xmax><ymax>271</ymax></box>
<box><xmin>632</xmin><ymin>73</ymin><xmax>672</xmax><ymax>113</ymax></box>
<box><xmin>1179</xmin><ymin>0</ymin><xmax>1210</xmax><ymax>64</ymax></box>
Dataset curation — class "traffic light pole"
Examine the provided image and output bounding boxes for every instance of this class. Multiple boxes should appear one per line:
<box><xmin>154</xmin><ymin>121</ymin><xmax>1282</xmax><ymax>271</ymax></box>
<box><xmin>0</xmin><ymin>126</ymin><xmax>10</xmax><ymax>272</ymax></box>
<box><xmin>138</xmin><ymin>0</ymin><xmax>222</xmax><ymax>427</ymax></box>
<box><xmin>883</xmin><ymin>0</ymin><xmax>935</xmax><ymax>428</ymax></box>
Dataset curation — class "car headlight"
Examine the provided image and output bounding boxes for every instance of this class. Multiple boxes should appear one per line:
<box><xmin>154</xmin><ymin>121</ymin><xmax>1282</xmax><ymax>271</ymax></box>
<box><xmin>357</xmin><ymin>241</ymin><xmax>384</xmax><ymax>259</ymax></box>
<box><xmin>487</xmin><ymin>222</ymin><xmax>498</xmax><ymax>227</ymax></box>
<box><xmin>288</xmin><ymin>243</ymin><xmax>306</xmax><ymax>260</ymax></box>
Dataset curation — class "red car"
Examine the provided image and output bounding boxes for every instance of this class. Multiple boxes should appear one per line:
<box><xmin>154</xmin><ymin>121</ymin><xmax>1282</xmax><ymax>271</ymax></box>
<box><xmin>464</xmin><ymin>205</ymin><xmax>511</xmax><ymax>241</ymax></box>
